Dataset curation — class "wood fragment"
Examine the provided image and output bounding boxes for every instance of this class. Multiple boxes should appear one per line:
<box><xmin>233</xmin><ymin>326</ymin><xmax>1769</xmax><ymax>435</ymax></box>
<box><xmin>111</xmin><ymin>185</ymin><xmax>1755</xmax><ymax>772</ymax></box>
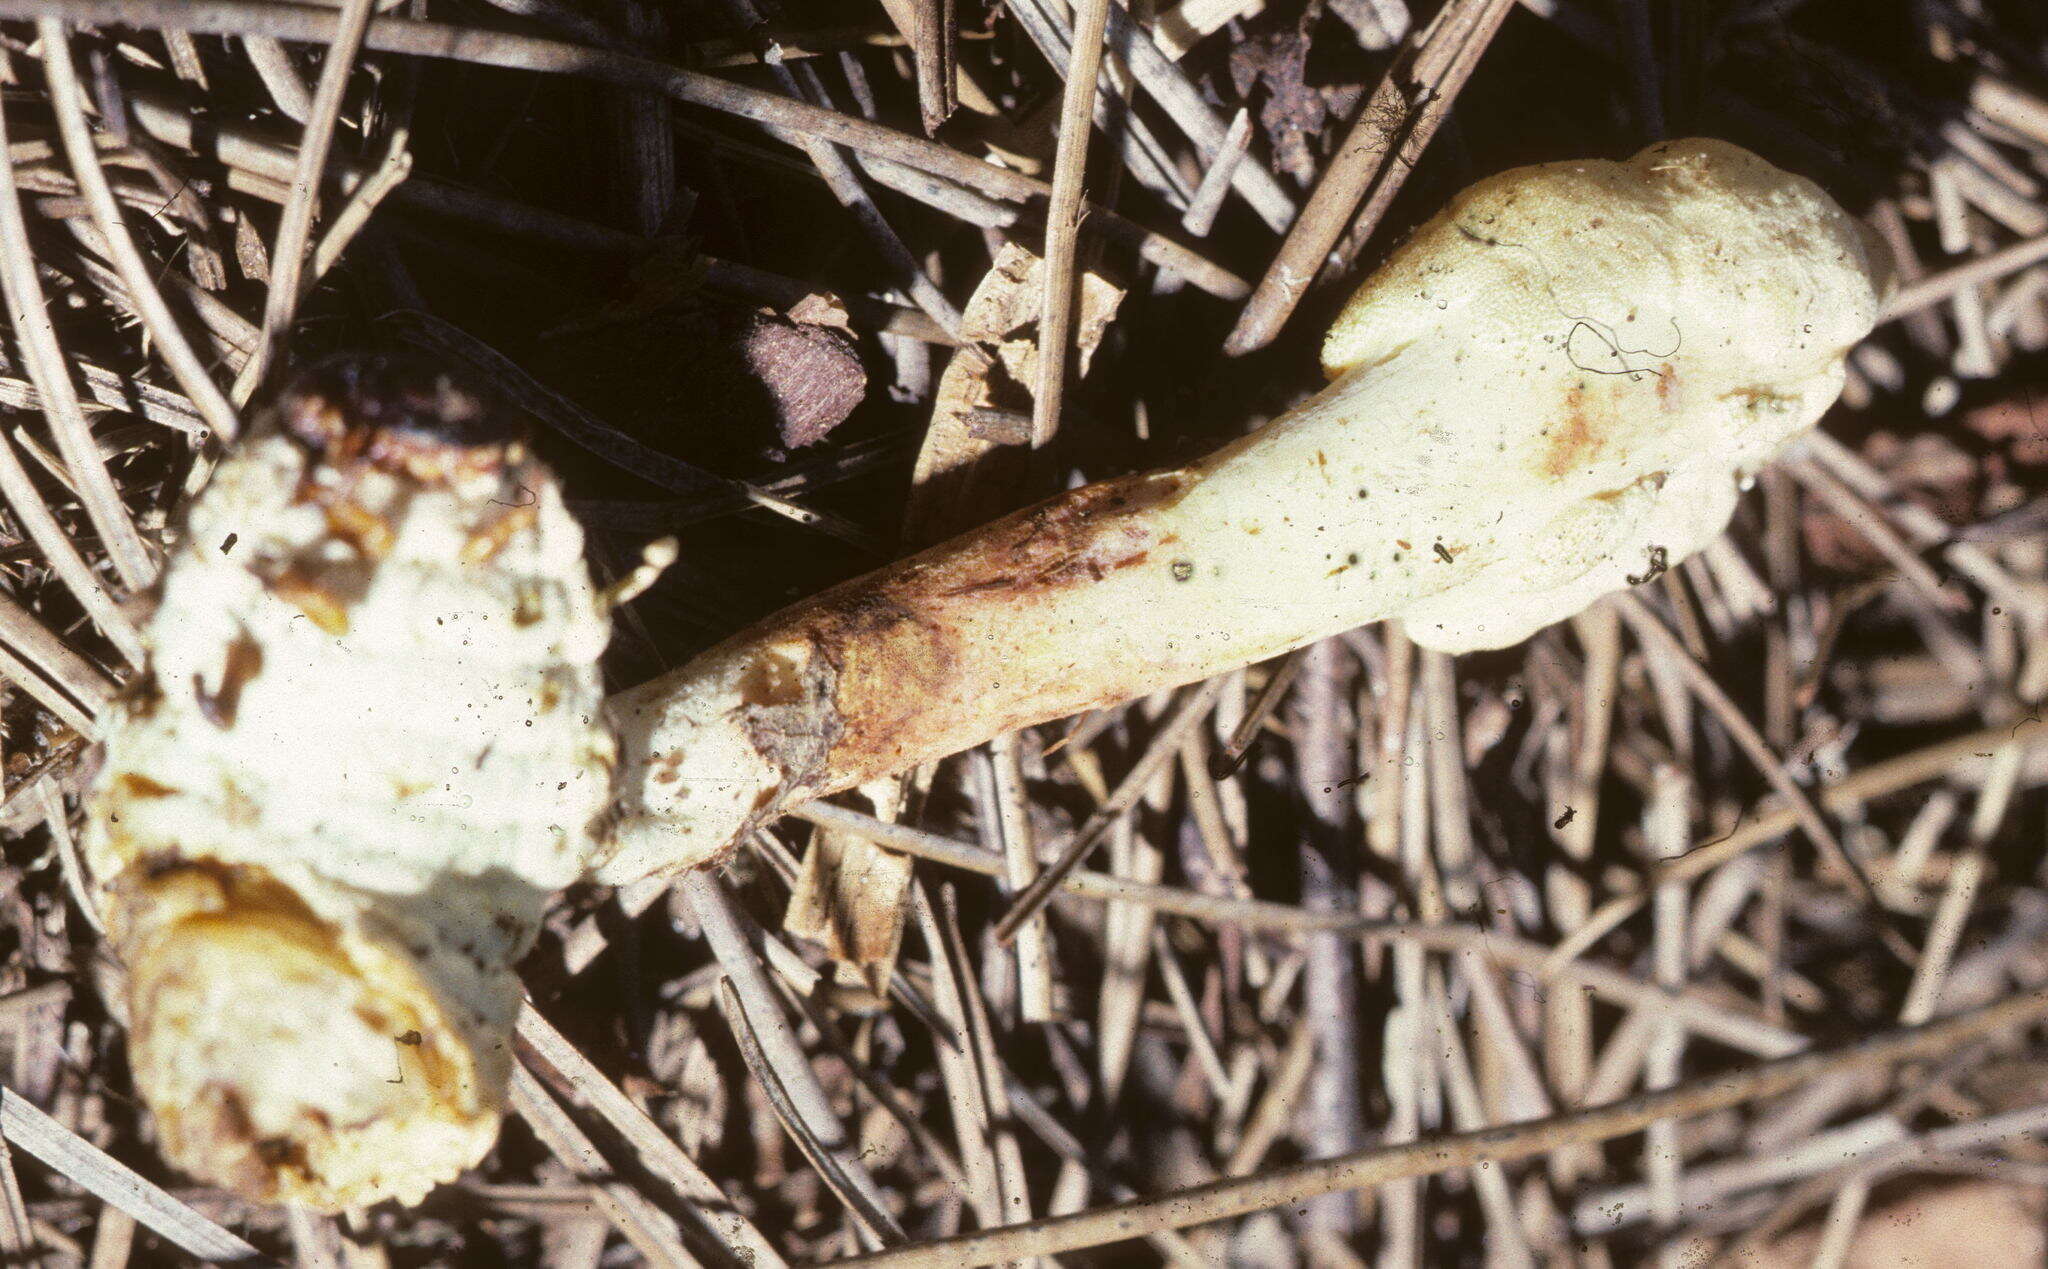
<box><xmin>905</xmin><ymin>244</ymin><xmax>1122</xmax><ymax>543</ymax></box>
<box><xmin>1153</xmin><ymin>0</ymin><xmax>1268</xmax><ymax>59</ymax></box>
<box><xmin>785</xmin><ymin>788</ymin><xmax>913</xmax><ymax>978</ymax></box>
<box><xmin>910</xmin><ymin>0</ymin><xmax>957</xmax><ymax>132</ymax></box>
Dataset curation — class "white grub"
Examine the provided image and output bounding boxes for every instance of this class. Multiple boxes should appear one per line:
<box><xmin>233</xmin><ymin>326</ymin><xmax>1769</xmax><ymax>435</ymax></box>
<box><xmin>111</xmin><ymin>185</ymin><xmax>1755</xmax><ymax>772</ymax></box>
<box><xmin>83</xmin><ymin>355</ymin><xmax>613</xmax><ymax>1210</ymax></box>
<box><xmin>599</xmin><ymin>139</ymin><xmax>1889</xmax><ymax>883</ymax></box>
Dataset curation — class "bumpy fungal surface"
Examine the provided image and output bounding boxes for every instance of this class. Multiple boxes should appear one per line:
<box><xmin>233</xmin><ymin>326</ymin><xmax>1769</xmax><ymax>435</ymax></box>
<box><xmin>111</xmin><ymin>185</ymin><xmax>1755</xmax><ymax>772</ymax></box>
<box><xmin>598</xmin><ymin>139</ymin><xmax>1888</xmax><ymax>884</ymax></box>
<box><xmin>82</xmin><ymin>354</ymin><xmax>614</xmax><ymax>1210</ymax></box>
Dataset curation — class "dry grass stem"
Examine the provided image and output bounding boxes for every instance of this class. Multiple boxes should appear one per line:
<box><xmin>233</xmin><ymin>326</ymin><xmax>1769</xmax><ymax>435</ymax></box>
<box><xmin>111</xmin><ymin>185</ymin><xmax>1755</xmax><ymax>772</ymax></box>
<box><xmin>1029</xmin><ymin>0</ymin><xmax>1114</xmax><ymax>447</ymax></box>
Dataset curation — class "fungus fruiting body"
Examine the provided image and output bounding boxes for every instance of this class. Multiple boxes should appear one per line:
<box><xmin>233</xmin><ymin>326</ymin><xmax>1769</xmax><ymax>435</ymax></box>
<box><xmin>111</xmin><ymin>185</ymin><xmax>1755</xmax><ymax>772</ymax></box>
<box><xmin>597</xmin><ymin>138</ymin><xmax>1888</xmax><ymax>884</ymax></box>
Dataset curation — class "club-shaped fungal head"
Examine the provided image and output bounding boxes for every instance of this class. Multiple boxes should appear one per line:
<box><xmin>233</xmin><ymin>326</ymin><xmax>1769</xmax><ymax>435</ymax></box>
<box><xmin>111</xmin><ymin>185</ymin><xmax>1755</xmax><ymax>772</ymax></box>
<box><xmin>1315</xmin><ymin>137</ymin><xmax>1890</xmax><ymax>651</ymax></box>
<box><xmin>83</xmin><ymin>353</ymin><xmax>615</xmax><ymax>1210</ymax></box>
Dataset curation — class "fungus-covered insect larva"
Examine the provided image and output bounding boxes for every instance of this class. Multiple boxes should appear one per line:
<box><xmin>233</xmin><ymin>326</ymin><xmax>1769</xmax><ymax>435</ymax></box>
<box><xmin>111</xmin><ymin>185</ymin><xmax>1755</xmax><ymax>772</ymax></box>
<box><xmin>81</xmin><ymin>352</ymin><xmax>615</xmax><ymax>1210</ymax></box>
<box><xmin>83</xmin><ymin>139</ymin><xmax>1890</xmax><ymax>1214</ymax></box>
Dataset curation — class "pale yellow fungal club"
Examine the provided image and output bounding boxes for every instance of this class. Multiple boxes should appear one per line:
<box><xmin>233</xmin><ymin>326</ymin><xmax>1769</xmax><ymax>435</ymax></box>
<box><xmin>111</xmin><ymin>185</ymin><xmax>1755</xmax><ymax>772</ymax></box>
<box><xmin>599</xmin><ymin>139</ymin><xmax>1888</xmax><ymax>883</ymax></box>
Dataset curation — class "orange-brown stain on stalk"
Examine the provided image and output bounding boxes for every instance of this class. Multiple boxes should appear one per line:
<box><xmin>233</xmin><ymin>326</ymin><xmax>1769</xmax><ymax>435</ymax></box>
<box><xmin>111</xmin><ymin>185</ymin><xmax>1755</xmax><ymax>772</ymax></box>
<box><xmin>728</xmin><ymin>469</ymin><xmax>1194</xmax><ymax>800</ymax></box>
